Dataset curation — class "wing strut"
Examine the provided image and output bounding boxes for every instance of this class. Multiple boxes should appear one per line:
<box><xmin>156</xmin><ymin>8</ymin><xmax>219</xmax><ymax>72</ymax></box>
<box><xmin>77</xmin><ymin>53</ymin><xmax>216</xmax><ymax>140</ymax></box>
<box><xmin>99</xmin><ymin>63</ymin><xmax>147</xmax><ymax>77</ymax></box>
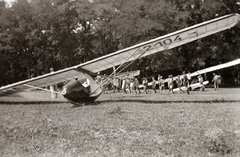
<box><xmin>23</xmin><ymin>84</ymin><xmax>62</xmax><ymax>94</ymax></box>
<box><xmin>90</xmin><ymin>48</ymin><xmax>146</xmax><ymax>95</ymax></box>
<box><xmin>115</xmin><ymin>49</ymin><xmax>146</xmax><ymax>76</ymax></box>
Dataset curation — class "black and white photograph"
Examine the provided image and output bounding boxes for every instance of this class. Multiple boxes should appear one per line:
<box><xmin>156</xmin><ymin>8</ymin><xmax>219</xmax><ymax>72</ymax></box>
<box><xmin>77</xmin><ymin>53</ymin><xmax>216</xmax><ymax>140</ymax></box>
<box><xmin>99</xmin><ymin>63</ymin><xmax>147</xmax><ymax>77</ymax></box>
<box><xmin>0</xmin><ymin>0</ymin><xmax>240</xmax><ymax>156</ymax></box>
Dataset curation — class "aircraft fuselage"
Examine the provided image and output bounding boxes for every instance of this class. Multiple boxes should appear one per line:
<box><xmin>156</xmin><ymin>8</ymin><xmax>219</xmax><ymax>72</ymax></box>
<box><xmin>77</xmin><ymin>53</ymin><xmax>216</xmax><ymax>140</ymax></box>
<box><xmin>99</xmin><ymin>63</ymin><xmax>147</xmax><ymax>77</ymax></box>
<box><xmin>61</xmin><ymin>73</ymin><xmax>102</xmax><ymax>105</ymax></box>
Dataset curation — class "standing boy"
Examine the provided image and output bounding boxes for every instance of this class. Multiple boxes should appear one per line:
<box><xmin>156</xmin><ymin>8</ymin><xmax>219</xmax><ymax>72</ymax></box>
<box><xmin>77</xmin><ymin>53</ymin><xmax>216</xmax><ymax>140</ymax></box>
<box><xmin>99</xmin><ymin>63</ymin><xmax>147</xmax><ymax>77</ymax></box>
<box><xmin>143</xmin><ymin>77</ymin><xmax>148</xmax><ymax>94</ymax></box>
<box><xmin>212</xmin><ymin>73</ymin><xmax>220</xmax><ymax>90</ymax></box>
<box><xmin>198</xmin><ymin>75</ymin><xmax>205</xmax><ymax>91</ymax></box>
<box><xmin>182</xmin><ymin>71</ymin><xmax>190</xmax><ymax>94</ymax></box>
<box><xmin>152</xmin><ymin>77</ymin><xmax>157</xmax><ymax>93</ymax></box>
<box><xmin>168</xmin><ymin>75</ymin><xmax>173</xmax><ymax>94</ymax></box>
<box><xmin>176</xmin><ymin>75</ymin><xmax>183</xmax><ymax>93</ymax></box>
<box><xmin>158</xmin><ymin>75</ymin><xmax>165</xmax><ymax>94</ymax></box>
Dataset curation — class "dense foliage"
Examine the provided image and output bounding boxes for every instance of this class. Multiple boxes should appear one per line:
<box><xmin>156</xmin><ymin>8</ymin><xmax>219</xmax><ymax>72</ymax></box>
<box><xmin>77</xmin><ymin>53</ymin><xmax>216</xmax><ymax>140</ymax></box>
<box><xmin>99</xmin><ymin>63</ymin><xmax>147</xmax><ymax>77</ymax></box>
<box><xmin>0</xmin><ymin>0</ymin><xmax>240</xmax><ymax>86</ymax></box>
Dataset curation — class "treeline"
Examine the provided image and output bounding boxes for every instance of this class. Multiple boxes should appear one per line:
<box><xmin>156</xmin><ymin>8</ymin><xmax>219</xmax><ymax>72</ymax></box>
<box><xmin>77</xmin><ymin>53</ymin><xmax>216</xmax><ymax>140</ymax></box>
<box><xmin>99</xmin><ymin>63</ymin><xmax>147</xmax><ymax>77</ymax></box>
<box><xmin>0</xmin><ymin>0</ymin><xmax>240</xmax><ymax>86</ymax></box>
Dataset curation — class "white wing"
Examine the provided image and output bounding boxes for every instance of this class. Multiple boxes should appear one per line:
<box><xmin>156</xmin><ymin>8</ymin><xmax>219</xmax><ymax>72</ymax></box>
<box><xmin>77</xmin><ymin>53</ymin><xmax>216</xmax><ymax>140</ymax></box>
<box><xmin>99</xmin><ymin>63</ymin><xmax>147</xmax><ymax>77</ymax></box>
<box><xmin>77</xmin><ymin>14</ymin><xmax>240</xmax><ymax>73</ymax></box>
<box><xmin>115</xmin><ymin>70</ymin><xmax>140</xmax><ymax>79</ymax></box>
<box><xmin>0</xmin><ymin>67</ymin><xmax>84</xmax><ymax>96</ymax></box>
<box><xmin>190</xmin><ymin>58</ymin><xmax>240</xmax><ymax>77</ymax></box>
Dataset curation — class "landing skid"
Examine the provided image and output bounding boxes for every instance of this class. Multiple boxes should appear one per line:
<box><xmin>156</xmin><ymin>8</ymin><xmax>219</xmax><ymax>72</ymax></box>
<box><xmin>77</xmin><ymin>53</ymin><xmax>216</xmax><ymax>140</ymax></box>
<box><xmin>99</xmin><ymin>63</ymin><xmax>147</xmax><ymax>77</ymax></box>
<box><xmin>67</xmin><ymin>99</ymin><xmax>84</xmax><ymax>107</ymax></box>
<box><xmin>67</xmin><ymin>98</ymin><xmax>96</xmax><ymax>107</ymax></box>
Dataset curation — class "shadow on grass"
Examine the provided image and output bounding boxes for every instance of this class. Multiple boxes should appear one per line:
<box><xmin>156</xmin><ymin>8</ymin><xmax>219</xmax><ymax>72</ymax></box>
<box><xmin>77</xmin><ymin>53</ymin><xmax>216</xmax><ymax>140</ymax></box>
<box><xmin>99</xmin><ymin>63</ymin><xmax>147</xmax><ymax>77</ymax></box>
<box><xmin>0</xmin><ymin>99</ymin><xmax>239</xmax><ymax>106</ymax></box>
<box><xmin>96</xmin><ymin>99</ymin><xmax>240</xmax><ymax>104</ymax></box>
<box><xmin>0</xmin><ymin>101</ymin><xmax>68</xmax><ymax>105</ymax></box>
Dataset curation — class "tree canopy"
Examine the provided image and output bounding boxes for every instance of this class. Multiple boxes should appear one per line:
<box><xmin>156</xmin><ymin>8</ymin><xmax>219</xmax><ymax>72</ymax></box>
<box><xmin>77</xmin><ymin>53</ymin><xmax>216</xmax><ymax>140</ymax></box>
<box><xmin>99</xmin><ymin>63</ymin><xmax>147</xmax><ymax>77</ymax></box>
<box><xmin>0</xmin><ymin>0</ymin><xmax>240</xmax><ymax>86</ymax></box>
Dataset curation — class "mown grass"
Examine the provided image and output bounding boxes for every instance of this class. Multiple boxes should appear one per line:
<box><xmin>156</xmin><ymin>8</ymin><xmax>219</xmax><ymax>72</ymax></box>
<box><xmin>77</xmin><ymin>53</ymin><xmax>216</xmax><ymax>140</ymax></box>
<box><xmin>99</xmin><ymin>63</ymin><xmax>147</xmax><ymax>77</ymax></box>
<box><xmin>0</xmin><ymin>88</ymin><xmax>240</xmax><ymax>156</ymax></box>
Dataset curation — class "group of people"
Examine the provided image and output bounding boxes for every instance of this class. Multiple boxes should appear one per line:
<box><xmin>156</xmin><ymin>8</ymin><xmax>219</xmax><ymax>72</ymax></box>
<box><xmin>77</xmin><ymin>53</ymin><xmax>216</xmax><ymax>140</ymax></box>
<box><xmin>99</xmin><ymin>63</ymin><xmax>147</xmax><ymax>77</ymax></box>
<box><xmin>95</xmin><ymin>73</ymin><xmax>126</xmax><ymax>94</ymax></box>
<box><xmin>127</xmin><ymin>73</ymin><xmax>220</xmax><ymax>95</ymax></box>
<box><xmin>166</xmin><ymin>71</ymin><xmax>191</xmax><ymax>94</ymax></box>
<box><xmin>164</xmin><ymin>72</ymin><xmax>221</xmax><ymax>94</ymax></box>
<box><xmin>123</xmin><ymin>78</ymin><xmax>141</xmax><ymax>95</ymax></box>
<box><xmin>95</xmin><ymin>72</ymin><xmax>144</xmax><ymax>95</ymax></box>
<box><xmin>149</xmin><ymin>75</ymin><xmax>164</xmax><ymax>94</ymax></box>
<box><xmin>95</xmin><ymin>71</ymin><xmax>222</xmax><ymax>96</ymax></box>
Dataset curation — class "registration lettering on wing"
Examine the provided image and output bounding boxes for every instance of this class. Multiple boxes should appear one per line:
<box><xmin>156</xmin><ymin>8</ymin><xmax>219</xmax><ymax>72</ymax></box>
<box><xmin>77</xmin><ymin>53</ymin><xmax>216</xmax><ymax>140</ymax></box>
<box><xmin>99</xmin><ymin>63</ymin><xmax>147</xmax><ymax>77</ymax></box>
<box><xmin>141</xmin><ymin>34</ymin><xmax>182</xmax><ymax>53</ymax></box>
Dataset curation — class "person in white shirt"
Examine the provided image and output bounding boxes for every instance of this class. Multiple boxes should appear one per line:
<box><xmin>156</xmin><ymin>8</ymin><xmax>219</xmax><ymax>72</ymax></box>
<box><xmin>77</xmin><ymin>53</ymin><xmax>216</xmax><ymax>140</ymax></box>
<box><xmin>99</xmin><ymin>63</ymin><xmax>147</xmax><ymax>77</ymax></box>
<box><xmin>212</xmin><ymin>73</ymin><xmax>220</xmax><ymax>90</ymax></box>
<box><xmin>158</xmin><ymin>75</ymin><xmax>165</xmax><ymax>94</ymax></box>
<box><xmin>168</xmin><ymin>75</ymin><xmax>173</xmax><ymax>94</ymax></box>
<box><xmin>142</xmin><ymin>77</ymin><xmax>148</xmax><ymax>94</ymax></box>
<box><xmin>198</xmin><ymin>75</ymin><xmax>205</xmax><ymax>91</ymax></box>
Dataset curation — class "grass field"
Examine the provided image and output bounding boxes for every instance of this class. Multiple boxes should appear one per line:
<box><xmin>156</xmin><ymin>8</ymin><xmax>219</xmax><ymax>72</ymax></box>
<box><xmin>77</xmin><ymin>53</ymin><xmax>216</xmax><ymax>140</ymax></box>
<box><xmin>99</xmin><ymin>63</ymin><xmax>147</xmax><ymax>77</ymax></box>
<box><xmin>0</xmin><ymin>88</ymin><xmax>240</xmax><ymax>156</ymax></box>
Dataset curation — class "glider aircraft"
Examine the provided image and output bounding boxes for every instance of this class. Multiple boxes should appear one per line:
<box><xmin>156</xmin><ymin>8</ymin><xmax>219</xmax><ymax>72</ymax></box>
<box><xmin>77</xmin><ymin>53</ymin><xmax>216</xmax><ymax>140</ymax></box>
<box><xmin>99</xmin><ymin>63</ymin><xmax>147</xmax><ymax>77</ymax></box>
<box><xmin>0</xmin><ymin>13</ymin><xmax>239</xmax><ymax>105</ymax></box>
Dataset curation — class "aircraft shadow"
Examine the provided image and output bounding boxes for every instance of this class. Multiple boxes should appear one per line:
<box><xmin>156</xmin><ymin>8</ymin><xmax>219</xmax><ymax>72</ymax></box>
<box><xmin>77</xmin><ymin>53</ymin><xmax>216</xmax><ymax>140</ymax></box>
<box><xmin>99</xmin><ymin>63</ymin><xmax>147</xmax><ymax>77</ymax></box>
<box><xmin>0</xmin><ymin>99</ymin><xmax>239</xmax><ymax>106</ymax></box>
<box><xmin>0</xmin><ymin>101</ymin><xmax>68</xmax><ymax>105</ymax></box>
<box><xmin>96</xmin><ymin>99</ymin><xmax>240</xmax><ymax>104</ymax></box>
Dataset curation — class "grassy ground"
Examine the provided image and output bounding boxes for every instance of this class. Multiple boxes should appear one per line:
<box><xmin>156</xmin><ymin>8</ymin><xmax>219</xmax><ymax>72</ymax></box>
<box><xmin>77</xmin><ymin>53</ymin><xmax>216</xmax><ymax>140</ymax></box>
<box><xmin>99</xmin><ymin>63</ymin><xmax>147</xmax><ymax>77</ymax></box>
<box><xmin>0</xmin><ymin>88</ymin><xmax>240</xmax><ymax>156</ymax></box>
